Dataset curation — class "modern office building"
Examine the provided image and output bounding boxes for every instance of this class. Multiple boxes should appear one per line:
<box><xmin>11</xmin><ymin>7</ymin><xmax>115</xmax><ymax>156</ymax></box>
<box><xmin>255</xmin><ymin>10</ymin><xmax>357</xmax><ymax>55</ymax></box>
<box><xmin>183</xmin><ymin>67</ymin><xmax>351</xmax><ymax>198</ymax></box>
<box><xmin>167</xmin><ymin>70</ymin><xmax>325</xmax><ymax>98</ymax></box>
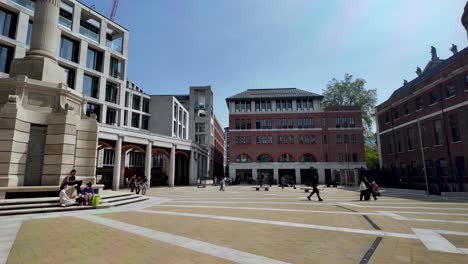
<box><xmin>0</xmin><ymin>0</ymin><xmax>209</xmax><ymax>190</ymax></box>
<box><xmin>224</xmin><ymin>127</ymin><xmax>229</xmax><ymax>177</ymax></box>
<box><xmin>226</xmin><ymin>88</ymin><xmax>366</xmax><ymax>185</ymax></box>
<box><xmin>213</xmin><ymin>115</ymin><xmax>225</xmax><ymax>178</ymax></box>
<box><xmin>176</xmin><ymin>86</ymin><xmax>225</xmax><ymax>181</ymax></box>
<box><xmin>376</xmin><ymin>46</ymin><xmax>468</xmax><ymax>194</ymax></box>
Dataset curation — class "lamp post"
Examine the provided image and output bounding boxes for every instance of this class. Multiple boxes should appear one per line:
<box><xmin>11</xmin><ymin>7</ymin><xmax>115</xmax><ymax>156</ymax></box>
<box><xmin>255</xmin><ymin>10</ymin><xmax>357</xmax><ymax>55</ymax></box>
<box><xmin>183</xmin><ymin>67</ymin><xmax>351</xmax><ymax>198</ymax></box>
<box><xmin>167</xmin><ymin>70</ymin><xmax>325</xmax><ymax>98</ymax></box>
<box><xmin>417</xmin><ymin>118</ymin><xmax>430</xmax><ymax>195</ymax></box>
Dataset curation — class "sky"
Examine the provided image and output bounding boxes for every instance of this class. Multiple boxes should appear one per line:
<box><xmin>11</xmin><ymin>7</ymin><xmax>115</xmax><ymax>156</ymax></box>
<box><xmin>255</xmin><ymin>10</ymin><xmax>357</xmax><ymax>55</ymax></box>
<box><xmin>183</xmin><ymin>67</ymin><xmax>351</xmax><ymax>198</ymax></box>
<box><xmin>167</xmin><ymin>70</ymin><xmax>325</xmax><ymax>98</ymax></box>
<box><xmin>82</xmin><ymin>0</ymin><xmax>467</xmax><ymax>128</ymax></box>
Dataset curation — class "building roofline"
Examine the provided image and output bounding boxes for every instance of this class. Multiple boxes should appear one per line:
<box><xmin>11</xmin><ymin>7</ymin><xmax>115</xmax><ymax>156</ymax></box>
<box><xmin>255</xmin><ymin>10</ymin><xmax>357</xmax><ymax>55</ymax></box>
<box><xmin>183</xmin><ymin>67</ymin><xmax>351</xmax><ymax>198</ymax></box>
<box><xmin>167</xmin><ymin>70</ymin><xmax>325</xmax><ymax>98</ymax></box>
<box><xmin>76</xmin><ymin>0</ymin><xmax>129</xmax><ymax>32</ymax></box>
<box><xmin>376</xmin><ymin>46</ymin><xmax>468</xmax><ymax>110</ymax></box>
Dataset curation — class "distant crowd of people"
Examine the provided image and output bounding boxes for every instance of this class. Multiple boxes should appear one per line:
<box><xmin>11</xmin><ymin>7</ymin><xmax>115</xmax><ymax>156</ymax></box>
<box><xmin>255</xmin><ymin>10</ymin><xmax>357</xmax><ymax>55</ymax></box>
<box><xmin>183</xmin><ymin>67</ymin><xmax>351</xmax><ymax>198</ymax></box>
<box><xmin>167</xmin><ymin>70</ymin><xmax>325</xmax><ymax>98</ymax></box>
<box><xmin>126</xmin><ymin>174</ymin><xmax>149</xmax><ymax>195</ymax></box>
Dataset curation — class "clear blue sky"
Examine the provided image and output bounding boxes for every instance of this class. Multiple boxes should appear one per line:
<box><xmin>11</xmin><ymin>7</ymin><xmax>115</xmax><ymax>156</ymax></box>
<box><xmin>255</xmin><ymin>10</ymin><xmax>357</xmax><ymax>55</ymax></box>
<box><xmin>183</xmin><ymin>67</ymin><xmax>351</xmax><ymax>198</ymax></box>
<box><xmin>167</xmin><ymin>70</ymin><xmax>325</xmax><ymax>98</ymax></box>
<box><xmin>82</xmin><ymin>0</ymin><xmax>467</xmax><ymax>128</ymax></box>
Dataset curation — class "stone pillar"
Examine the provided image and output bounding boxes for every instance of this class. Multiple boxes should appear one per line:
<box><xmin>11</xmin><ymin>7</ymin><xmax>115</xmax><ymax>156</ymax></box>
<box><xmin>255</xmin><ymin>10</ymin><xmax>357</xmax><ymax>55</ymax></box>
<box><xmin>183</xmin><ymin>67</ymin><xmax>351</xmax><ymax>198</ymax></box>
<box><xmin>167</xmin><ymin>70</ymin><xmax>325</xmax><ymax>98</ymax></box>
<box><xmin>295</xmin><ymin>168</ymin><xmax>301</xmax><ymax>184</ymax></box>
<box><xmin>28</xmin><ymin>0</ymin><xmax>60</xmax><ymax>60</ymax></box>
<box><xmin>112</xmin><ymin>137</ymin><xmax>122</xmax><ymax>191</ymax></box>
<box><xmin>189</xmin><ymin>150</ymin><xmax>196</xmax><ymax>185</ymax></box>
<box><xmin>252</xmin><ymin>169</ymin><xmax>257</xmax><ymax>180</ymax></box>
<box><xmin>168</xmin><ymin>145</ymin><xmax>175</xmax><ymax>187</ymax></box>
<box><xmin>273</xmin><ymin>168</ymin><xmax>278</xmax><ymax>182</ymax></box>
<box><xmin>145</xmin><ymin>142</ymin><xmax>152</xmax><ymax>187</ymax></box>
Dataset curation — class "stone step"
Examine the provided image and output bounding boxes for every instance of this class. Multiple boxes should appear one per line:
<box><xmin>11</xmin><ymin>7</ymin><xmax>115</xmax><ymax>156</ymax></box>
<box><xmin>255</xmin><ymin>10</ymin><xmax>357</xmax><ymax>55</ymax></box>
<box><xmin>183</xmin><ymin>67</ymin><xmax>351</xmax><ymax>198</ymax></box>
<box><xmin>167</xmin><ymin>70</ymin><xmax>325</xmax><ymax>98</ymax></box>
<box><xmin>100</xmin><ymin>192</ymin><xmax>135</xmax><ymax>200</ymax></box>
<box><xmin>0</xmin><ymin>202</ymin><xmax>59</xmax><ymax>211</ymax></box>
<box><xmin>100</xmin><ymin>194</ymin><xmax>145</xmax><ymax>204</ymax></box>
<box><xmin>0</xmin><ymin>197</ymin><xmax>58</xmax><ymax>205</ymax></box>
<box><xmin>0</xmin><ymin>204</ymin><xmax>105</xmax><ymax>216</ymax></box>
<box><xmin>107</xmin><ymin>196</ymin><xmax>149</xmax><ymax>207</ymax></box>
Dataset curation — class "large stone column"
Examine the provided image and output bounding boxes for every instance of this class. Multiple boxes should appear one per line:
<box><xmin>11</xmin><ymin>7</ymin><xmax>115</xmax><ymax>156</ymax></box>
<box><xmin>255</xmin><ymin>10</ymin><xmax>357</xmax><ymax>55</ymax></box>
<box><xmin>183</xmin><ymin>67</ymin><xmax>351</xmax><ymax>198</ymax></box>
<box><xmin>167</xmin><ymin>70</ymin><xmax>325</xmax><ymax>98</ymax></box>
<box><xmin>168</xmin><ymin>145</ymin><xmax>175</xmax><ymax>187</ymax></box>
<box><xmin>112</xmin><ymin>137</ymin><xmax>122</xmax><ymax>191</ymax></box>
<box><xmin>145</xmin><ymin>142</ymin><xmax>152</xmax><ymax>187</ymax></box>
<box><xmin>28</xmin><ymin>0</ymin><xmax>60</xmax><ymax>60</ymax></box>
<box><xmin>10</xmin><ymin>0</ymin><xmax>65</xmax><ymax>83</ymax></box>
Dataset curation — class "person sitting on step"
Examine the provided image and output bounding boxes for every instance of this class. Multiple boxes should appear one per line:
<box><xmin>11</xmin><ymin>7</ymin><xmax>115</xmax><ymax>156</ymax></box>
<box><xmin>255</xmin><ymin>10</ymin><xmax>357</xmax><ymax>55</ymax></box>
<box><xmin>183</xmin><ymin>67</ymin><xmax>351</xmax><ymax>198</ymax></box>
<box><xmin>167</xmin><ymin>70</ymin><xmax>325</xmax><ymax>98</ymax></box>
<box><xmin>81</xmin><ymin>182</ymin><xmax>94</xmax><ymax>206</ymax></box>
<box><xmin>60</xmin><ymin>185</ymin><xmax>77</xmax><ymax>207</ymax></box>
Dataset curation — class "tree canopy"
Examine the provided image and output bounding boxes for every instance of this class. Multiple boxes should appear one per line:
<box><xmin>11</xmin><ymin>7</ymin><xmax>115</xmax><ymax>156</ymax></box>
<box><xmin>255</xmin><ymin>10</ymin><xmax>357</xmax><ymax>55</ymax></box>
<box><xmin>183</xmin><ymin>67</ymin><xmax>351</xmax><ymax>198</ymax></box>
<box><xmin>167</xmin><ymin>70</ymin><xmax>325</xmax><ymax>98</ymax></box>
<box><xmin>321</xmin><ymin>73</ymin><xmax>377</xmax><ymax>135</ymax></box>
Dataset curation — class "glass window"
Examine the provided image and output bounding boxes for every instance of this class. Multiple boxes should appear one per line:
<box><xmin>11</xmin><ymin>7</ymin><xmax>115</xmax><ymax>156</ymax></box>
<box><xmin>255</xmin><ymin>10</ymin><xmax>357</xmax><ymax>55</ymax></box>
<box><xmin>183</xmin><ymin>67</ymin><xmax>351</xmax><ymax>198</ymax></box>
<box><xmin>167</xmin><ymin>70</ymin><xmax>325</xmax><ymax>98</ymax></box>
<box><xmin>416</xmin><ymin>97</ymin><xmax>423</xmax><ymax>110</ymax></box>
<box><xmin>430</xmin><ymin>91</ymin><xmax>438</xmax><ymax>104</ymax></box>
<box><xmin>141</xmin><ymin>115</ymin><xmax>149</xmax><ymax>130</ymax></box>
<box><xmin>142</xmin><ymin>99</ymin><xmax>150</xmax><ymax>113</ymax></box>
<box><xmin>297</xmin><ymin>119</ymin><xmax>302</xmax><ymax>128</ymax></box>
<box><xmin>393</xmin><ymin>109</ymin><xmax>399</xmax><ymax>119</ymax></box>
<box><xmin>349</xmin><ymin>117</ymin><xmax>355</xmax><ymax>127</ymax></box>
<box><xmin>301</xmin><ymin>153</ymin><xmax>316</xmax><ymax>162</ymax></box>
<box><xmin>26</xmin><ymin>20</ymin><xmax>32</xmax><ymax>46</ymax></box>
<box><xmin>85</xmin><ymin>103</ymin><xmax>101</xmax><ymax>122</ymax></box>
<box><xmin>132</xmin><ymin>112</ymin><xmax>140</xmax><ymax>128</ymax></box>
<box><xmin>60</xmin><ymin>36</ymin><xmax>79</xmax><ymax>62</ymax></box>
<box><xmin>132</xmin><ymin>95</ymin><xmax>141</xmax><ymax>110</ymax></box>
<box><xmin>465</xmin><ymin>75</ymin><xmax>468</xmax><ymax>90</ymax></box>
<box><xmin>80</xmin><ymin>20</ymin><xmax>100</xmax><ymax>42</ymax></box>
<box><xmin>235</xmin><ymin>119</ymin><xmax>240</xmax><ymax>129</ymax></box>
<box><xmin>59</xmin><ymin>8</ymin><xmax>73</xmax><ymax>29</ymax></box>
<box><xmin>407</xmin><ymin>128</ymin><xmax>414</xmax><ymax>150</ymax></box>
<box><xmin>83</xmin><ymin>74</ymin><xmax>99</xmax><ymax>98</ymax></box>
<box><xmin>350</xmin><ymin>134</ymin><xmax>356</xmax><ymax>143</ymax></box>
<box><xmin>450</xmin><ymin>116</ymin><xmax>461</xmax><ymax>142</ymax></box>
<box><xmin>279</xmin><ymin>154</ymin><xmax>294</xmax><ymax>162</ymax></box>
<box><xmin>125</xmin><ymin>92</ymin><xmax>129</xmax><ymax>107</ymax></box>
<box><xmin>267</xmin><ymin>101</ymin><xmax>272</xmax><ymax>111</ymax></box>
<box><xmin>352</xmin><ymin>153</ymin><xmax>358</xmax><ymax>162</ymax></box>
<box><xmin>10</xmin><ymin>0</ymin><xmax>34</xmax><ymax>10</ymax></box>
<box><xmin>105</xmin><ymin>82</ymin><xmax>118</xmax><ymax>104</ymax></box>
<box><xmin>255</xmin><ymin>101</ymin><xmax>260</xmax><ymax>111</ymax></box>
<box><xmin>287</xmin><ymin>100</ymin><xmax>292</xmax><ymax>110</ymax></box>
<box><xmin>0</xmin><ymin>8</ymin><xmax>17</xmax><ymax>39</ymax></box>
<box><xmin>276</xmin><ymin>100</ymin><xmax>281</xmax><ymax>111</ymax></box>
<box><xmin>257</xmin><ymin>154</ymin><xmax>273</xmax><ymax>162</ymax></box>
<box><xmin>235</xmin><ymin>154</ymin><xmax>251</xmax><ymax>163</ymax></box>
<box><xmin>63</xmin><ymin>66</ymin><xmax>75</xmax><ymax>89</ymax></box>
<box><xmin>404</xmin><ymin>104</ymin><xmax>409</xmax><ymax>115</ymax></box>
<box><xmin>105</xmin><ymin>108</ymin><xmax>116</xmax><ymax>125</ymax></box>
<box><xmin>336</xmin><ymin>135</ymin><xmax>342</xmax><ymax>144</ymax></box>
<box><xmin>433</xmin><ymin>119</ymin><xmax>443</xmax><ymax>145</ymax></box>
<box><xmin>109</xmin><ymin>57</ymin><xmax>122</xmax><ymax>79</ymax></box>
<box><xmin>335</xmin><ymin>117</ymin><xmax>340</xmax><ymax>128</ymax></box>
<box><xmin>86</xmin><ymin>48</ymin><xmax>103</xmax><ymax>72</ymax></box>
<box><xmin>446</xmin><ymin>84</ymin><xmax>456</xmax><ymax>98</ymax></box>
<box><xmin>297</xmin><ymin>100</ymin><xmax>302</xmax><ymax>110</ymax></box>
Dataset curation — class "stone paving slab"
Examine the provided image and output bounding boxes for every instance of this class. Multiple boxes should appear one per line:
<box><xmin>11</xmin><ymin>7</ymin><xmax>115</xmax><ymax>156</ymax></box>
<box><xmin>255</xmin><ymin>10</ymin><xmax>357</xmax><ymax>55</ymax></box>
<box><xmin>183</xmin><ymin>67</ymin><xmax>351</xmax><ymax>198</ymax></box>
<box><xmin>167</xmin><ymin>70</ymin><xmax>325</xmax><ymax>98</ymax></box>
<box><xmin>7</xmin><ymin>217</ymin><xmax>234</xmax><ymax>264</ymax></box>
<box><xmin>100</xmin><ymin>211</ymin><xmax>375</xmax><ymax>264</ymax></box>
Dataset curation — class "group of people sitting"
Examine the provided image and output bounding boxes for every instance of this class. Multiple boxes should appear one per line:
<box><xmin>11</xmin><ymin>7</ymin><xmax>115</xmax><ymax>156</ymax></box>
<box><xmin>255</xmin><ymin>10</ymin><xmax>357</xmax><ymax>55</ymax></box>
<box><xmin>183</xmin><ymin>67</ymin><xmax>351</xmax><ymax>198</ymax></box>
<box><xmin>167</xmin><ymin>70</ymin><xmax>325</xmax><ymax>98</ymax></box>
<box><xmin>126</xmin><ymin>174</ymin><xmax>148</xmax><ymax>195</ymax></box>
<box><xmin>59</xmin><ymin>169</ymin><xmax>95</xmax><ymax>207</ymax></box>
<box><xmin>359</xmin><ymin>177</ymin><xmax>380</xmax><ymax>201</ymax></box>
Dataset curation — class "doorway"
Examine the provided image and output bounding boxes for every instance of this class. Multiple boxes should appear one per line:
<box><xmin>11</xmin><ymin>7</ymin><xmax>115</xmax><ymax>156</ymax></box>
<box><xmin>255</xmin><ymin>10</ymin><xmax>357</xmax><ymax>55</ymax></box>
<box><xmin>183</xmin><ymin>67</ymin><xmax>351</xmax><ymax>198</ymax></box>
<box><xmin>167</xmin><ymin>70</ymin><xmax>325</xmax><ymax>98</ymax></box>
<box><xmin>236</xmin><ymin>169</ymin><xmax>252</xmax><ymax>183</ymax></box>
<box><xmin>24</xmin><ymin>125</ymin><xmax>47</xmax><ymax>186</ymax></box>
<box><xmin>279</xmin><ymin>169</ymin><xmax>295</xmax><ymax>185</ymax></box>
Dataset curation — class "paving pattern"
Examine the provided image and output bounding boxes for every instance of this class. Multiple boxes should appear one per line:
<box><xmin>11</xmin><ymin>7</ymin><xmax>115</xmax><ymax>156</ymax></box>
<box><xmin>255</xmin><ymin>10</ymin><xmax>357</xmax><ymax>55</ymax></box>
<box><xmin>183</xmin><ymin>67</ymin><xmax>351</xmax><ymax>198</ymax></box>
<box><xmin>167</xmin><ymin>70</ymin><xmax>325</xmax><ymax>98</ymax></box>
<box><xmin>2</xmin><ymin>186</ymin><xmax>468</xmax><ymax>263</ymax></box>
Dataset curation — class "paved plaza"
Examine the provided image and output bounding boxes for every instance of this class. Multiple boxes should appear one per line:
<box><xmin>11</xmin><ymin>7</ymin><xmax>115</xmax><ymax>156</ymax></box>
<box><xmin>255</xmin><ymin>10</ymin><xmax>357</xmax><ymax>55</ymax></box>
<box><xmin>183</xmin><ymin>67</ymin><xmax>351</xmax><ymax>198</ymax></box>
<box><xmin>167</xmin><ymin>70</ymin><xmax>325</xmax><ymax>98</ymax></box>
<box><xmin>2</xmin><ymin>186</ymin><xmax>468</xmax><ymax>263</ymax></box>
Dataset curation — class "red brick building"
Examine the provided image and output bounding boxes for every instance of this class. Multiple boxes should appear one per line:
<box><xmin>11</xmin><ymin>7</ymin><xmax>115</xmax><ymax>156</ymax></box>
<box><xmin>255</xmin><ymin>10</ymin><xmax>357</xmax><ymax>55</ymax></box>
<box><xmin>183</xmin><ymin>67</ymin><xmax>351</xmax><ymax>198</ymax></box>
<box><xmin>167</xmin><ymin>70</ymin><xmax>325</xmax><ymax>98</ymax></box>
<box><xmin>376</xmin><ymin>46</ymin><xmax>468</xmax><ymax>194</ymax></box>
<box><xmin>226</xmin><ymin>88</ymin><xmax>366</xmax><ymax>185</ymax></box>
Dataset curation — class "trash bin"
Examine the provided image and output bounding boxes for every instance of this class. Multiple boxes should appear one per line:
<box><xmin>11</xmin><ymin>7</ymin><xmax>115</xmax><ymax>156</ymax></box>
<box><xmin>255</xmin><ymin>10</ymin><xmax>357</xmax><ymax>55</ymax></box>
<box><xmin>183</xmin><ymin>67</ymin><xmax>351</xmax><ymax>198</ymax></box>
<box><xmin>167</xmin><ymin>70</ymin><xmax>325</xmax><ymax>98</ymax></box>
<box><xmin>92</xmin><ymin>194</ymin><xmax>100</xmax><ymax>207</ymax></box>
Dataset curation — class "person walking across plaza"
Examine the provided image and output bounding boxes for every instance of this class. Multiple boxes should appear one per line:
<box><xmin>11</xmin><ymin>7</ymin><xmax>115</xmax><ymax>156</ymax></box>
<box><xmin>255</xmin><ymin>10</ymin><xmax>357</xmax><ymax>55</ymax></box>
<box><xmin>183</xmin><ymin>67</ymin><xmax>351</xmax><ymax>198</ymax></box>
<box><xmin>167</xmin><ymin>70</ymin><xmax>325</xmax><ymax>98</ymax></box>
<box><xmin>359</xmin><ymin>178</ymin><xmax>369</xmax><ymax>201</ymax></box>
<box><xmin>219</xmin><ymin>177</ymin><xmax>225</xmax><ymax>191</ymax></box>
<box><xmin>306</xmin><ymin>175</ymin><xmax>323</xmax><ymax>201</ymax></box>
<box><xmin>281</xmin><ymin>175</ymin><xmax>286</xmax><ymax>189</ymax></box>
<box><xmin>365</xmin><ymin>177</ymin><xmax>377</xmax><ymax>200</ymax></box>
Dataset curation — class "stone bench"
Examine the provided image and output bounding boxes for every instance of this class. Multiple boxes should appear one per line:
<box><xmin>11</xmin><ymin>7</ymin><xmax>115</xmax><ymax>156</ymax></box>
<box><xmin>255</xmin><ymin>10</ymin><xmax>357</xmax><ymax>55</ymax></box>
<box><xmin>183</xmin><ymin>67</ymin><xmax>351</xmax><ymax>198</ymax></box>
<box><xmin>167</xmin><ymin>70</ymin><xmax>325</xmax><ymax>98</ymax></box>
<box><xmin>0</xmin><ymin>184</ymin><xmax>104</xmax><ymax>199</ymax></box>
<box><xmin>252</xmin><ymin>186</ymin><xmax>269</xmax><ymax>191</ymax></box>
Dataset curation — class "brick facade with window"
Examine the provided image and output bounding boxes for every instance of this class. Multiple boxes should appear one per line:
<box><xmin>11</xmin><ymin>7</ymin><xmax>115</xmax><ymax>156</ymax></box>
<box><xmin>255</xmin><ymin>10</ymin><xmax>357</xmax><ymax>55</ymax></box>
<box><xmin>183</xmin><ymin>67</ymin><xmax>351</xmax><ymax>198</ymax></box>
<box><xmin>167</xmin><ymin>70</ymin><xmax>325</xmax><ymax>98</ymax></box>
<box><xmin>376</xmin><ymin>47</ymin><xmax>468</xmax><ymax>194</ymax></box>
<box><xmin>226</xmin><ymin>88</ymin><xmax>365</xmax><ymax>185</ymax></box>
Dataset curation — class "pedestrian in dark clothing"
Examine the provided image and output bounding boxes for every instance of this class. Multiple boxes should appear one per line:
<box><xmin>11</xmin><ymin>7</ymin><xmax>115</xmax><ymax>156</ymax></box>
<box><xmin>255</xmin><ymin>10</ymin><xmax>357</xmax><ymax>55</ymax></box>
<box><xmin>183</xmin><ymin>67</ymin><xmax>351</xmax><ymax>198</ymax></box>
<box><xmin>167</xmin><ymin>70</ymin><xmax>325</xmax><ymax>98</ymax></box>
<box><xmin>129</xmin><ymin>174</ymin><xmax>137</xmax><ymax>192</ymax></box>
<box><xmin>359</xmin><ymin>180</ymin><xmax>369</xmax><ymax>201</ymax></box>
<box><xmin>365</xmin><ymin>177</ymin><xmax>377</xmax><ymax>200</ymax></box>
<box><xmin>306</xmin><ymin>176</ymin><xmax>323</xmax><ymax>201</ymax></box>
<box><xmin>268</xmin><ymin>177</ymin><xmax>272</xmax><ymax>187</ymax></box>
<box><xmin>281</xmin><ymin>176</ymin><xmax>286</xmax><ymax>189</ymax></box>
<box><xmin>135</xmin><ymin>176</ymin><xmax>141</xmax><ymax>194</ymax></box>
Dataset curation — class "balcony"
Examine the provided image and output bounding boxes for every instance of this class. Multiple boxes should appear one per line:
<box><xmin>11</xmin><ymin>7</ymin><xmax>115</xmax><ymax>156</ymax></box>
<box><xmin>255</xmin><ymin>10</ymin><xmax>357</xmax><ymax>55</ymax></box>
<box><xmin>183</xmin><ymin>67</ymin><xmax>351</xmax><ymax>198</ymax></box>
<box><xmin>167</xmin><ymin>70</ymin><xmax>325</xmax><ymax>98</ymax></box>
<box><xmin>106</xmin><ymin>38</ymin><xmax>123</xmax><ymax>54</ymax></box>
<box><xmin>80</xmin><ymin>26</ymin><xmax>99</xmax><ymax>42</ymax></box>
<box><xmin>59</xmin><ymin>16</ymin><xmax>72</xmax><ymax>30</ymax></box>
<box><xmin>10</xmin><ymin>0</ymin><xmax>35</xmax><ymax>11</ymax></box>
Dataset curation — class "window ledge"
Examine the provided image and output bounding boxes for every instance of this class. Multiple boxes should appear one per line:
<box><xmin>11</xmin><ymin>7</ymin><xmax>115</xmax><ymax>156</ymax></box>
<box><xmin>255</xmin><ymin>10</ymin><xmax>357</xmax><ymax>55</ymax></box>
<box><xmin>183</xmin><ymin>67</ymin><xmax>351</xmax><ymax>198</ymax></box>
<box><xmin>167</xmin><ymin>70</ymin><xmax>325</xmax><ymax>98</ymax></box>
<box><xmin>429</xmin><ymin>102</ymin><xmax>438</xmax><ymax>106</ymax></box>
<box><xmin>445</xmin><ymin>95</ymin><xmax>456</xmax><ymax>100</ymax></box>
<box><xmin>433</xmin><ymin>144</ymin><xmax>444</xmax><ymax>147</ymax></box>
<box><xmin>416</xmin><ymin>109</ymin><xmax>422</xmax><ymax>112</ymax></box>
<box><xmin>451</xmin><ymin>141</ymin><xmax>462</xmax><ymax>144</ymax></box>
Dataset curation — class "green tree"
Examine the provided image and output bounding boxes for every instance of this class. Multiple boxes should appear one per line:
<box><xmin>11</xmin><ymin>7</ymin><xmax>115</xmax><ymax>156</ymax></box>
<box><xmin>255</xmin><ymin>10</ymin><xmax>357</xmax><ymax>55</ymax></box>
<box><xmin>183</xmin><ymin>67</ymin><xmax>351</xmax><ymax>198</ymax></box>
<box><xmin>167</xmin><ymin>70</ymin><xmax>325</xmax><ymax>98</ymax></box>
<box><xmin>322</xmin><ymin>73</ymin><xmax>377</xmax><ymax>135</ymax></box>
<box><xmin>365</xmin><ymin>145</ymin><xmax>380</xmax><ymax>170</ymax></box>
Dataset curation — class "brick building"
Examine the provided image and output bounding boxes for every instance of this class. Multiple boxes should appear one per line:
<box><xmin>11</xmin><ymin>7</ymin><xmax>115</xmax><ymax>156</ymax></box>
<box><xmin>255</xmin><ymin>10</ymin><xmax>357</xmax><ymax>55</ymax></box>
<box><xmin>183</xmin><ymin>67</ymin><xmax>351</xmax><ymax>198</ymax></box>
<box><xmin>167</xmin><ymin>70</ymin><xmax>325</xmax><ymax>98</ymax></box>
<box><xmin>213</xmin><ymin>116</ymin><xmax>225</xmax><ymax>178</ymax></box>
<box><xmin>226</xmin><ymin>88</ymin><xmax>366</xmax><ymax>185</ymax></box>
<box><xmin>376</xmin><ymin>46</ymin><xmax>468</xmax><ymax>194</ymax></box>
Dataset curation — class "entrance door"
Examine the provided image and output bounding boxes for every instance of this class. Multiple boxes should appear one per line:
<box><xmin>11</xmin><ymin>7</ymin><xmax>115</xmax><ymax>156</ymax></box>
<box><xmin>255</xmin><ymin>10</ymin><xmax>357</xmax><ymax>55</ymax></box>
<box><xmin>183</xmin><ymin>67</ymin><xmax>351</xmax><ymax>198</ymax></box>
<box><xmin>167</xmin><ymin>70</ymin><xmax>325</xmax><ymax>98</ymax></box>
<box><xmin>300</xmin><ymin>169</ymin><xmax>313</xmax><ymax>186</ymax></box>
<box><xmin>236</xmin><ymin>169</ymin><xmax>252</xmax><ymax>183</ymax></box>
<box><xmin>325</xmin><ymin>169</ymin><xmax>331</xmax><ymax>184</ymax></box>
<box><xmin>24</xmin><ymin>125</ymin><xmax>47</xmax><ymax>186</ymax></box>
<box><xmin>278</xmin><ymin>169</ymin><xmax>295</xmax><ymax>186</ymax></box>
